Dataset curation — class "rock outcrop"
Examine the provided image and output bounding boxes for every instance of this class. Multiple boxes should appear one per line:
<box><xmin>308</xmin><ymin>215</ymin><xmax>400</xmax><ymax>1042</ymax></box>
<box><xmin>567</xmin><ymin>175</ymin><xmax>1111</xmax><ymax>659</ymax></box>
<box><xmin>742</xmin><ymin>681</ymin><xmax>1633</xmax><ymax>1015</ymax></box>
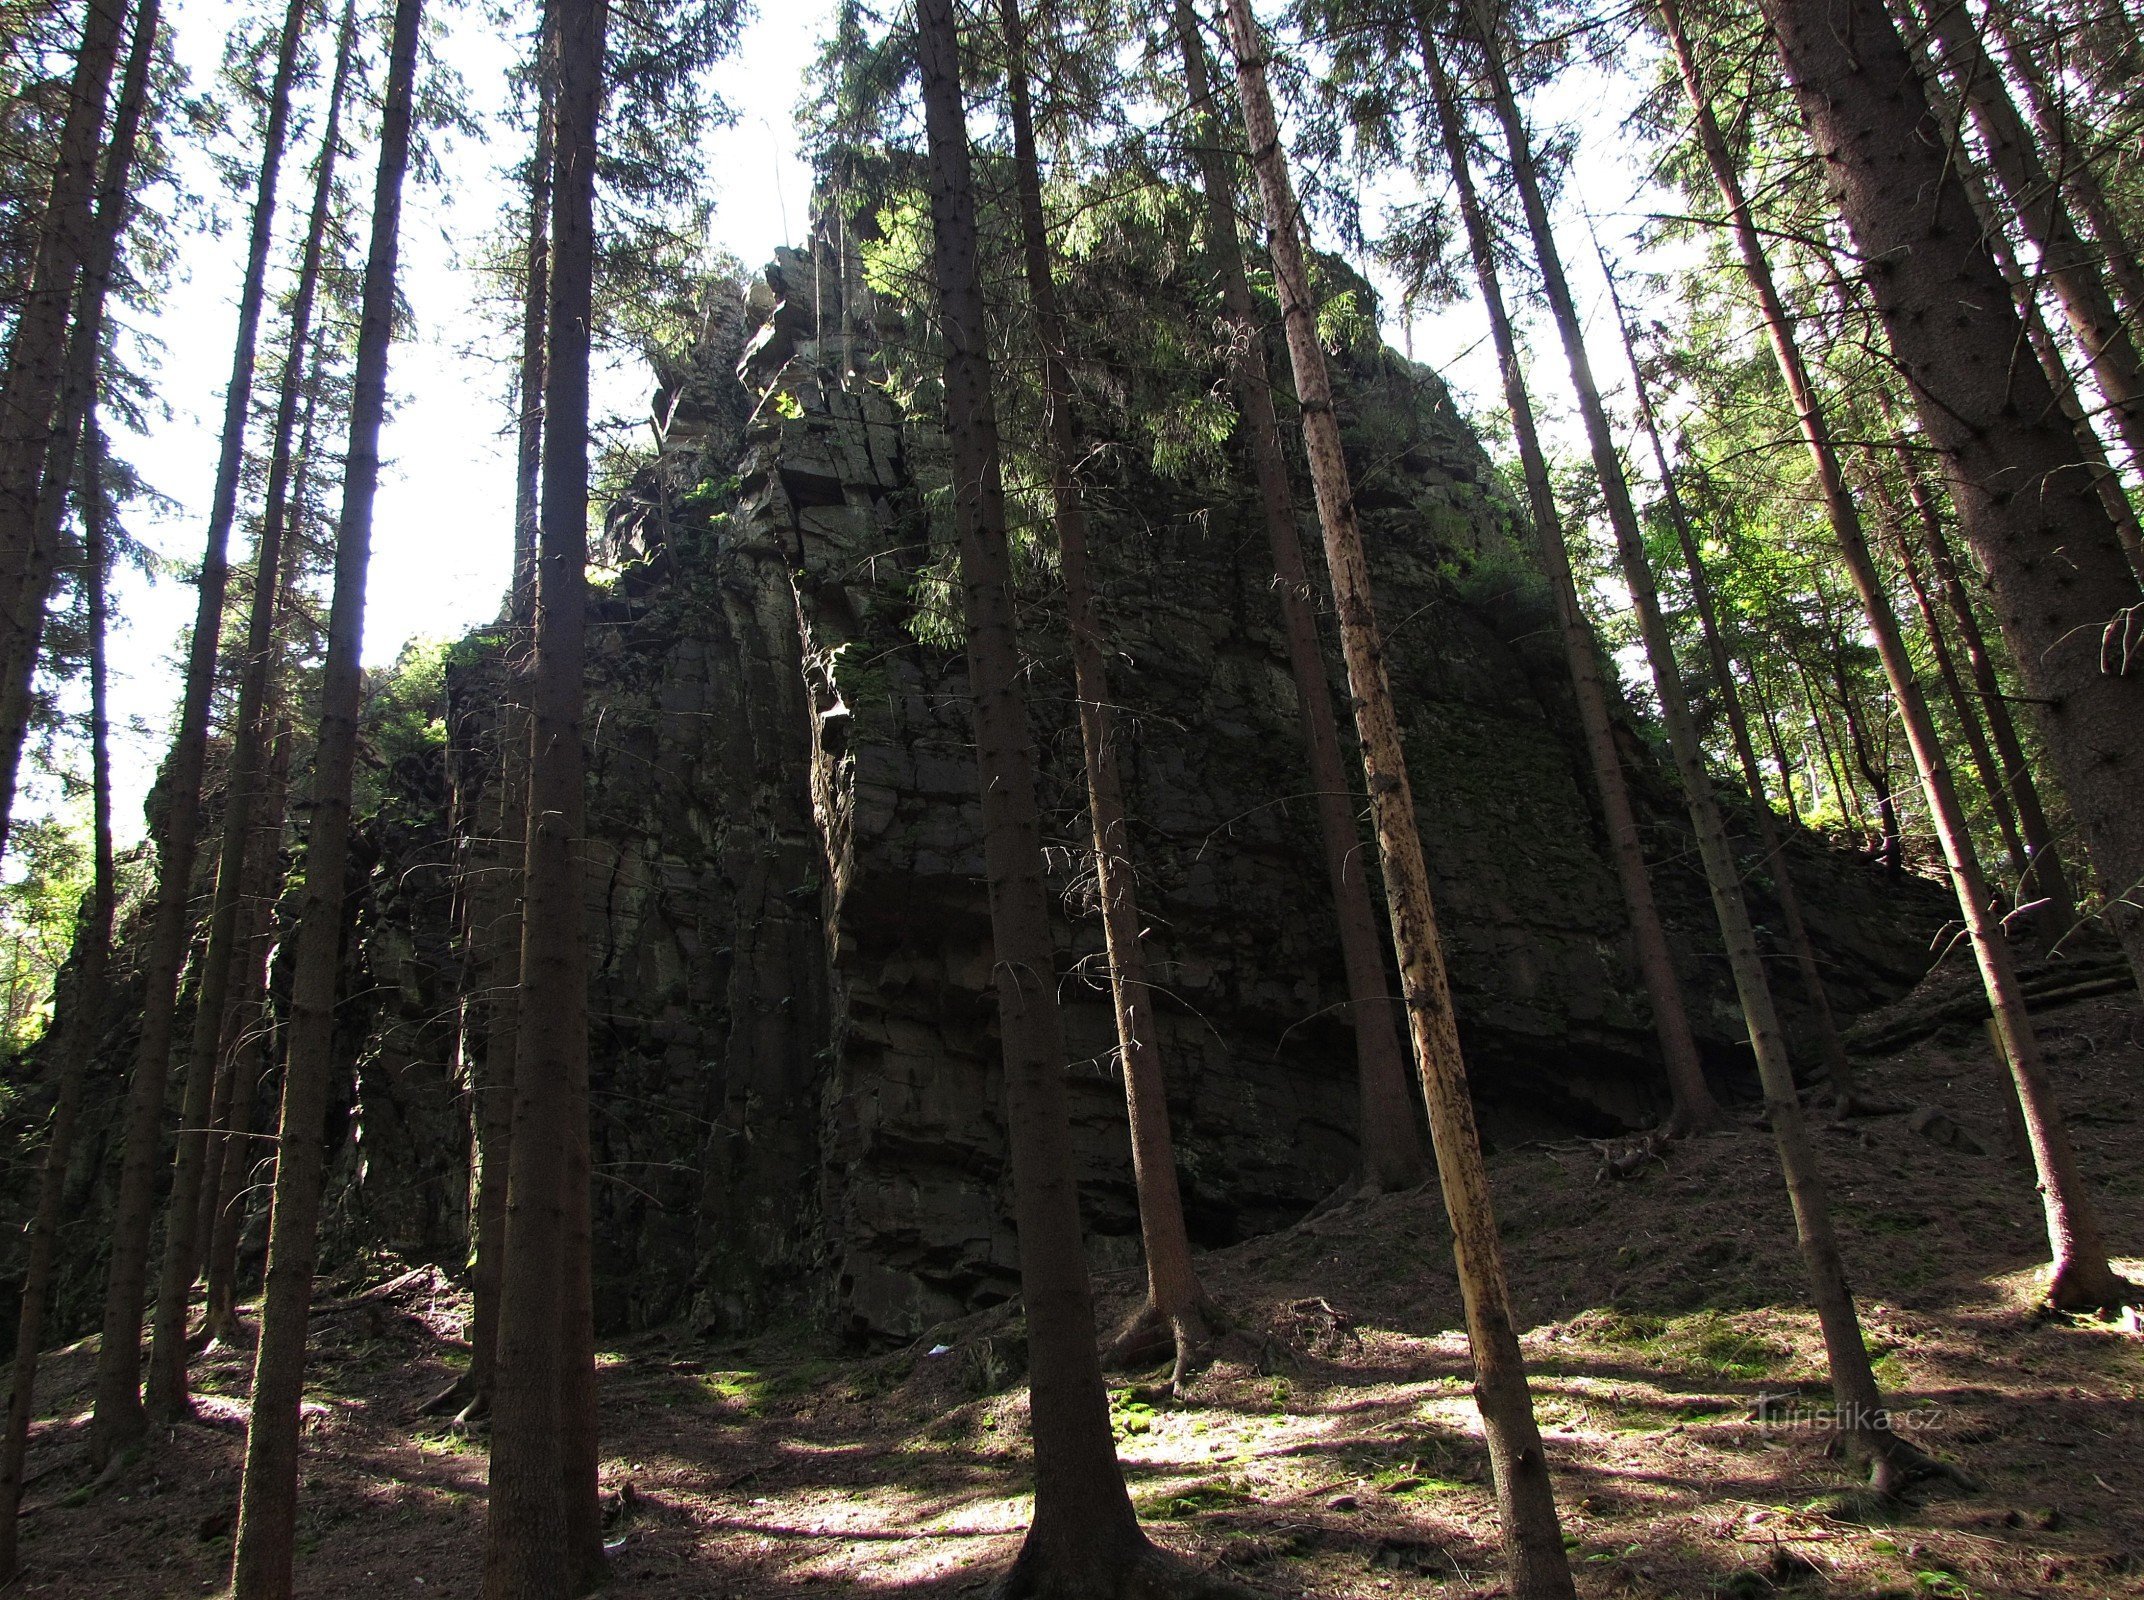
<box><xmin>3</xmin><ymin>217</ymin><xmax>1951</xmax><ymax>1352</ymax></box>
<box><xmin>415</xmin><ymin>221</ymin><xmax>1948</xmax><ymax>1343</ymax></box>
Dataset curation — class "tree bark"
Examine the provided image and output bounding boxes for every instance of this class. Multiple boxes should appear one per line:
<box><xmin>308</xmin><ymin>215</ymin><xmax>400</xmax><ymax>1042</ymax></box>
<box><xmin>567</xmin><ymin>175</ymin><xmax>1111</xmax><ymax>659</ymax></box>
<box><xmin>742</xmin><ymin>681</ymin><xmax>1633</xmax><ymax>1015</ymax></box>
<box><xmin>146</xmin><ymin>0</ymin><xmax>351</xmax><ymax>1420</ymax></box>
<box><xmin>0</xmin><ymin>0</ymin><xmax>126</xmax><ymax>684</ymax></box>
<box><xmin>0</xmin><ymin>0</ymin><xmax>157</xmax><ymax>854</ymax></box>
<box><xmin>1759</xmin><ymin>0</ymin><xmax>2144</xmax><ymax>990</ymax></box>
<box><xmin>1225</xmin><ymin>4</ymin><xmax>1575</xmax><ymax>1591</ymax></box>
<box><xmin>913</xmin><ymin>3</ymin><xmax>1182</xmax><ymax>1593</ymax></box>
<box><xmin>1600</xmin><ymin>248</ymin><xmax>1865</xmax><ymax>1103</ymax></box>
<box><xmin>482</xmin><ymin>0</ymin><xmax>605</xmax><ymax>1588</ymax></box>
<box><xmin>85</xmin><ymin>0</ymin><xmax>312</xmax><ymax>1466</ymax></box>
<box><xmin>1650</xmin><ymin>3</ymin><xmax>2124</xmax><ymax>1305</ymax></box>
<box><xmin>999</xmin><ymin>0</ymin><xmax>1210</xmax><ymax>1388</ymax></box>
<box><xmin>461</xmin><ymin>40</ymin><xmax>551</xmax><ymax>1425</ymax></box>
<box><xmin>226</xmin><ymin>1</ymin><xmax>422</xmax><ymax>1590</ymax></box>
<box><xmin>1172</xmin><ymin>0</ymin><xmax>1430</xmax><ymax>1187</ymax></box>
<box><xmin>1911</xmin><ymin>0</ymin><xmax>2144</xmax><ymax>498</ymax></box>
<box><xmin>1468</xmin><ymin>0</ymin><xmax>1929</xmax><ymax>1483</ymax></box>
<box><xmin>1417</xmin><ymin>20</ymin><xmax>1721</xmax><ymax>1134</ymax></box>
<box><xmin>1981</xmin><ymin>2</ymin><xmax>2144</xmax><ymax>329</ymax></box>
<box><xmin>0</xmin><ymin>413</ymin><xmax>117</xmax><ymax>1583</ymax></box>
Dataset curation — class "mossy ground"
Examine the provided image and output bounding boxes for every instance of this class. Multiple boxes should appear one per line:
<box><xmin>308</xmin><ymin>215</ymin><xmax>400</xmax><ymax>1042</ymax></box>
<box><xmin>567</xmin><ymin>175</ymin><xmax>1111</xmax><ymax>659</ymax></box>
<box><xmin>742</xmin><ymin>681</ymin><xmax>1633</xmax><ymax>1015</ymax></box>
<box><xmin>5</xmin><ymin>994</ymin><xmax>2139</xmax><ymax>1597</ymax></box>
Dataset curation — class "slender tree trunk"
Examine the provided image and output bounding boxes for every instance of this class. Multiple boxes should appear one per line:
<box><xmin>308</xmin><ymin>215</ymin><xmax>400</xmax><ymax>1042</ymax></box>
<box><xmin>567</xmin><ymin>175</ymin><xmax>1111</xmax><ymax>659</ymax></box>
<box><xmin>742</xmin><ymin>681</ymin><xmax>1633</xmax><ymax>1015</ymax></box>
<box><xmin>1600</xmin><ymin>247</ymin><xmax>1865</xmax><ymax>1102</ymax></box>
<box><xmin>1760</xmin><ymin>0</ymin><xmax>2144</xmax><ymax>990</ymax></box>
<box><xmin>913</xmin><ymin>3</ymin><xmax>1177</xmax><ymax>1593</ymax></box>
<box><xmin>461</xmin><ymin>52</ymin><xmax>551</xmax><ymax>1425</ymax></box>
<box><xmin>0</xmin><ymin>0</ymin><xmax>126</xmax><ymax>675</ymax></box>
<box><xmin>1468</xmin><ymin>0</ymin><xmax>1931</xmax><ymax>1483</ymax></box>
<box><xmin>1171</xmin><ymin>0</ymin><xmax>1430</xmax><ymax>1187</ymax></box>
<box><xmin>1419</xmin><ymin>20</ymin><xmax>1720</xmax><ymax>1133</ymax></box>
<box><xmin>1633</xmin><ymin>27</ymin><xmax>2119</xmax><ymax>1298</ymax></box>
<box><xmin>146</xmin><ymin>0</ymin><xmax>349</xmax><ymax>1420</ymax></box>
<box><xmin>1862</xmin><ymin>459</ymin><xmax>2029</xmax><ymax>885</ymax></box>
<box><xmin>225</xmin><ymin>2</ymin><xmax>421</xmax><ymax>1590</ymax></box>
<box><xmin>0</xmin><ymin>0</ymin><xmax>157</xmax><ymax>855</ymax></box>
<box><xmin>0</xmin><ymin>414</ymin><xmax>117</xmax><ymax>1582</ymax></box>
<box><xmin>202</xmin><ymin>714</ymin><xmax>293</xmax><ymax>1345</ymax></box>
<box><xmin>1982</xmin><ymin>2</ymin><xmax>2144</xmax><ymax>327</ymax></box>
<box><xmin>1912</xmin><ymin>0</ymin><xmax>2144</xmax><ymax>492</ymax></box>
<box><xmin>999</xmin><ymin>0</ymin><xmax>1210</xmax><ymax>1387</ymax></box>
<box><xmin>1830</xmin><ymin>641</ymin><xmax>1903</xmax><ymax>872</ymax></box>
<box><xmin>87</xmin><ymin>0</ymin><xmax>312</xmax><ymax>1465</ymax></box>
<box><xmin>483</xmin><ymin>0</ymin><xmax>604</xmax><ymax>1587</ymax></box>
<box><xmin>1759</xmin><ymin>694</ymin><xmax>1804</xmax><ymax>826</ymax></box>
<box><xmin>1893</xmin><ymin>53</ymin><xmax>2144</xmax><ymax>577</ymax></box>
<box><xmin>1225</xmin><ymin>5</ymin><xmax>1575</xmax><ymax>1590</ymax></box>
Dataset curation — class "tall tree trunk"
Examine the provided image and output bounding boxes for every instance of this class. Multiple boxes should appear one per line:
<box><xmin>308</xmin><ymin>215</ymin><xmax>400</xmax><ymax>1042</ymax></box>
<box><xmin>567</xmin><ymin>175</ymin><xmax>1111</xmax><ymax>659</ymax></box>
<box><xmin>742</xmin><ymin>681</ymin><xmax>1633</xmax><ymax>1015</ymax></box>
<box><xmin>0</xmin><ymin>413</ymin><xmax>116</xmax><ymax>1583</ymax></box>
<box><xmin>1860</xmin><ymin>458</ymin><xmax>2029</xmax><ymax>887</ymax></box>
<box><xmin>201</xmin><ymin>713</ymin><xmax>293</xmax><ymax>1345</ymax></box>
<box><xmin>1171</xmin><ymin>0</ymin><xmax>1430</xmax><ymax>1187</ymax></box>
<box><xmin>0</xmin><ymin>0</ymin><xmax>126</xmax><ymax>683</ymax></box>
<box><xmin>1759</xmin><ymin>695</ymin><xmax>1804</xmax><ymax>827</ymax></box>
<box><xmin>1225</xmin><ymin>5</ymin><xmax>1575</xmax><ymax>1591</ymax></box>
<box><xmin>999</xmin><ymin>0</ymin><xmax>1210</xmax><ymax>1388</ymax></box>
<box><xmin>461</xmin><ymin>48</ymin><xmax>552</xmax><ymax>1426</ymax></box>
<box><xmin>87</xmin><ymin>0</ymin><xmax>312</xmax><ymax>1465</ymax></box>
<box><xmin>483</xmin><ymin>0</ymin><xmax>604</xmax><ymax>1587</ymax></box>
<box><xmin>912</xmin><ymin>4</ymin><xmax>1186</xmax><ymax>1594</ymax></box>
<box><xmin>225</xmin><ymin>1</ymin><xmax>421</xmax><ymax>1589</ymax></box>
<box><xmin>0</xmin><ymin>0</ymin><xmax>157</xmax><ymax>854</ymax></box>
<box><xmin>1600</xmin><ymin>248</ymin><xmax>1865</xmax><ymax>1102</ymax></box>
<box><xmin>1418</xmin><ymin>18</ymin><xmax>1722</xmax><ymax>1134</ymax></box>
<box><xmin>1467</xmin><ymin>0</ymin><xmax>1931</xmax><ymax>1484</ymax></box>
<box><xmin>1891</xmin><ymin>42</ymin><xmax>2144</xmax><ymax>577</ymax></box>
<box><xmin>1911</xmin><ymin>0</ymin><xmax>2144</xmax><ymax>496</ymax></box>
<box><xmin>1758</xmin><ymin>0</ymin><xmax>2144</xmax><ymax>990</ymax></box>
<box><xmin>145</xmin><ymin>0</ymin><xmax>350</xmax><ymax>1420</ymax></box>
<box><xmin>1981</xmin><ymin>1</ymin><xmax>2144</xmax><ymax>327</ymax></box>
<box><xmin>1631</xmin><ymin>19</ymin><xmax>2123</xmax><ymax>1302</ymax></box>
<box><xmin>1828</xmin><ymin>641</ymin><xmax>1902</xmax><ymax>872</ymax></box>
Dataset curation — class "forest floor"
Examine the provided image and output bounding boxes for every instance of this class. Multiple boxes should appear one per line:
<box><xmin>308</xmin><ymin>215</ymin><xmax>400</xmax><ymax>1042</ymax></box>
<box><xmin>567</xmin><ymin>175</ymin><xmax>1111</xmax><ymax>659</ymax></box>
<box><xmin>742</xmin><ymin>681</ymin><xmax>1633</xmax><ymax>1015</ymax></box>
<box><xmin>7</xmin><ymin>991</ymin><xmax>2141</xmax><ymax>1599</ymax></box>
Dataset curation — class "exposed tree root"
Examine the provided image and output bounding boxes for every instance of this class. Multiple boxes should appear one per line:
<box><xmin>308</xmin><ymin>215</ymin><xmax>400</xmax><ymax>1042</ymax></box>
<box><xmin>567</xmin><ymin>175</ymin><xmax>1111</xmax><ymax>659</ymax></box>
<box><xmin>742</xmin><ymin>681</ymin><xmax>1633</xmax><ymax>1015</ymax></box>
<box><xmin>2046</xmin><ymin>1262</ymin><xmax>2140</xmax><ymax>1316</ymax></box>
<box><xmin>419</xmin><ymin>1372</ymin><xmax>476</xmax><ymax>1417</ymax></box>
<box><xmin>200</xmin><ymin>1302</ymin><xmax>255</xmax><ymax>1347</ymax></box>
<box><xmin>1838</xmin><ymin>1425</ymin><xmax>1979</xmax><ymax>1499</ymax></box>
<box><xmin>991</xmin><ymin>1534</ymin><xmax>1267</xmax><ymax>1599</ymax></box>
<box><xmin>1101</xmin><ymin>1297</ymin><xmax>1222</xmax><ymax>1396</ymax></box>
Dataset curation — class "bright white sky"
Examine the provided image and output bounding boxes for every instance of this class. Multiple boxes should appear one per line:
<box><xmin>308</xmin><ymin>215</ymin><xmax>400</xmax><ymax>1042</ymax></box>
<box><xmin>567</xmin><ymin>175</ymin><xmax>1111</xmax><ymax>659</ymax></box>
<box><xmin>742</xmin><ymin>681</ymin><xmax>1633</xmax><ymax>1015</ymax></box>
<box><xmin>68</xmin><ymin>0</ymin><xmax>1672</xmax><ymax>850</ymax></box>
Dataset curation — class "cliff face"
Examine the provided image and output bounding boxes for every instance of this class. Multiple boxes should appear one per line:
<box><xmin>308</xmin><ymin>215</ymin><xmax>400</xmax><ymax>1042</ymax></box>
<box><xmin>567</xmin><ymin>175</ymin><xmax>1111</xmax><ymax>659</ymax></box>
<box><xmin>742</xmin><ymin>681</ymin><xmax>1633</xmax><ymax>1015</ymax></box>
<box><xmin>401</xmin><ymin>231</ymin><xmax>1948</xmax><ymax>1345</ymax></box>
<box><xmin>6</xmin><ymin>229</ymin><xmax>1946</xmax><ymax>1351</ymax></box>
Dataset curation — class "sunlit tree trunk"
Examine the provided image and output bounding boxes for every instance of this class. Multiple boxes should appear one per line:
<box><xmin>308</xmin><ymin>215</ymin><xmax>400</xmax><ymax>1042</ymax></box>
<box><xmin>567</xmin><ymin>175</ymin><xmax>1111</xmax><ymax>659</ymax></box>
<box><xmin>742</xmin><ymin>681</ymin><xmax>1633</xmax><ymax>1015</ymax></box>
<box><xmin>146</xmin><ymin>0</ymin><xmax>352</xmax><ymax>1420</ymax></box>
<box><xmin>1468</xmin><ymin>0</ymin><xmax>1934</xmax><ymax>1483</ymax></box>
<box><xmin>1172</xmin><ymin>0</ymin><xmax>1430</xmax><ymax>1187</ymax></box>
<box><xmin>226</xmin><ymin>2</ymin><xmax>422</xmax><ymax>1590</ymax></box>
<box><xmin>1226</xmin><ymin>4</ymin><xmax>1576</xmax><ymax>1589</ymax></box>
<box><xmin>1760</xmin><ymin>0</ymin><xmax>2144</xmax><ymax>991</ymax></box>
<box><xmin>1418</xmin><ymin>17</ymin><xmax>1721</xmax><ymax>1134</ymax></box>
<box><xmin>0</xmin><ymin>413</ymin><xmax>117</xmax><ymax>1583</ymax></box>
<box><xmin>998</xmin><ymin>0</ymin><xmax>1211</xmax><ymax>1388</ymax></box>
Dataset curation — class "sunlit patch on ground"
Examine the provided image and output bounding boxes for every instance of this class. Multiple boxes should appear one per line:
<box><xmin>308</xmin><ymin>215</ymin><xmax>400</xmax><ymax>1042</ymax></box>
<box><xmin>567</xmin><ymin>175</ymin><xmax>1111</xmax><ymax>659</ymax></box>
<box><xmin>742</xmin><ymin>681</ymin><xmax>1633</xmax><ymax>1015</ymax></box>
<box><xmin>3</xmin><ymin>995</ymin><xmax>2138</xmax><ymax>1596</ymax></box>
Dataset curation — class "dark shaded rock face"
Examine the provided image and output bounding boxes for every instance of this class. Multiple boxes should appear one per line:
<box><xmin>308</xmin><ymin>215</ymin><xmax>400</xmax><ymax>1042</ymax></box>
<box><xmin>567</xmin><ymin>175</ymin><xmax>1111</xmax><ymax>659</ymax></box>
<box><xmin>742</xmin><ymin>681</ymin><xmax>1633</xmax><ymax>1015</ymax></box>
<box><xmin>391</xmin><ymin>231</ymin><xmax>1947</xmax><ymax>1346</ymax></box>
<box><xmin>9</xmin><ymin>232</ymin><xmax>1939</xmax><ymax>1351</ymax></box>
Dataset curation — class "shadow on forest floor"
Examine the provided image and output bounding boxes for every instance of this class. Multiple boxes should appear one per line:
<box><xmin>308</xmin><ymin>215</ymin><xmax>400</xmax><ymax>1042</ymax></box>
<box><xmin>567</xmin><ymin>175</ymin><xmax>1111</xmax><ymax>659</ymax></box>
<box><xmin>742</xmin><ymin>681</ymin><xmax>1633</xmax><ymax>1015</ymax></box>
<box><xmin>6</xmin><ymin>995</ymin><xmax>2141</xmax><ymax>1598</ymax></box>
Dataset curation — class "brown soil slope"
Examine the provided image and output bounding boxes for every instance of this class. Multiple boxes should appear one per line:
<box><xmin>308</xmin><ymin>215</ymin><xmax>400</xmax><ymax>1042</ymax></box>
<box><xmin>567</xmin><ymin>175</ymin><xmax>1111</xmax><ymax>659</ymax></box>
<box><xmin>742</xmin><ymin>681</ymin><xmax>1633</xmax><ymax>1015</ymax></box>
<box><xmin>7</xmin><ymin>994</ymin><xmax>2139</xmax><ymax>1598</ymax></box>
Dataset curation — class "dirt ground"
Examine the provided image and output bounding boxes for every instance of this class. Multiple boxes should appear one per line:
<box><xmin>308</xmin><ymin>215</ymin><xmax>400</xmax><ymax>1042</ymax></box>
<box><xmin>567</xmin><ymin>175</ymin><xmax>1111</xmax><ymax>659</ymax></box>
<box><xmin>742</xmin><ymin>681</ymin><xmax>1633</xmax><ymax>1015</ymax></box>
<box><xmin>7</xmin><ymin>992</ymin><xmax>2140</xmax><ymax>1598</ymax></box>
